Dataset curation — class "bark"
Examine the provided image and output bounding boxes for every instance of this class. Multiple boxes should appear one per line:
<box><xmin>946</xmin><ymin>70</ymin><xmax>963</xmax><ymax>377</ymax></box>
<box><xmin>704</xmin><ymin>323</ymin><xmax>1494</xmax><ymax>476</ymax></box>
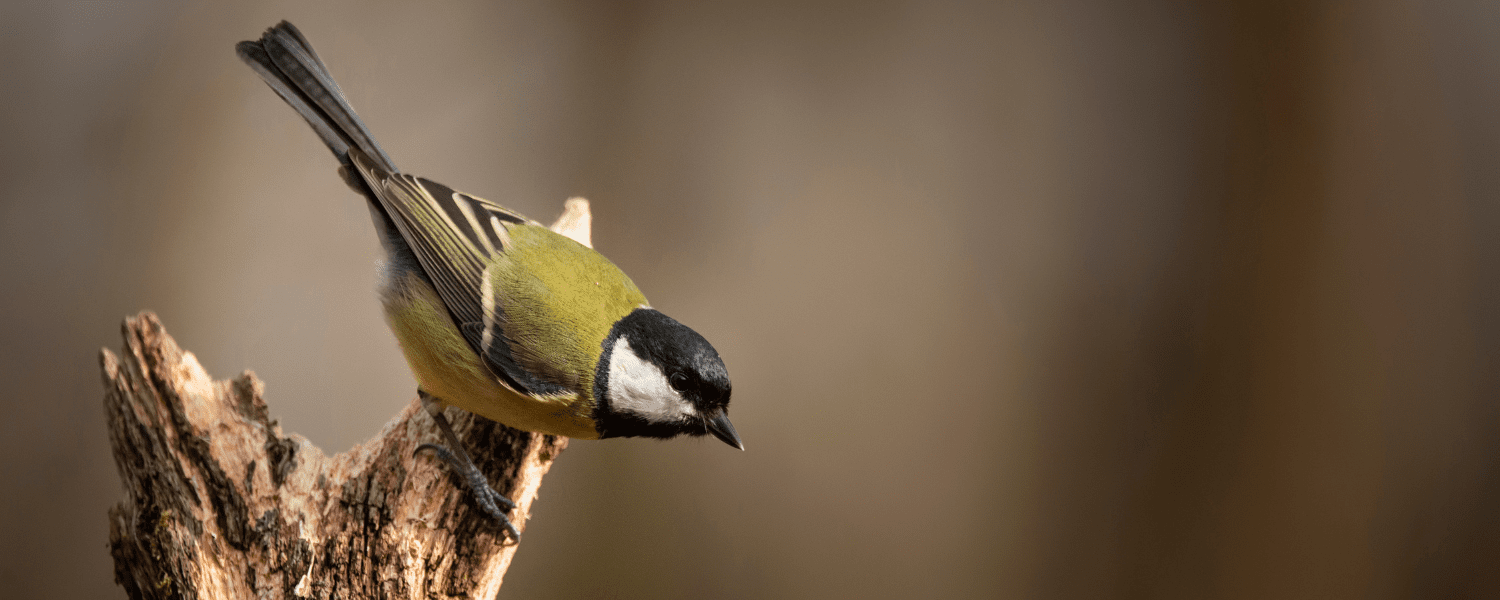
<box><xmin>103</xmin><ymin>200</ymin><xmax>595</xmax><ymax>599</ymax></box>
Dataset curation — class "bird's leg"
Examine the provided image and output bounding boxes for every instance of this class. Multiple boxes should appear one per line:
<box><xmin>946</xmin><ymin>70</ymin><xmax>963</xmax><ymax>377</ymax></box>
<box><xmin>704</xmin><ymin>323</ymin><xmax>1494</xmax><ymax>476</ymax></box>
<box><xmin>414</xmin><ymin>390</ymin><xmax>521</xmax><ymax>542</ymax></box>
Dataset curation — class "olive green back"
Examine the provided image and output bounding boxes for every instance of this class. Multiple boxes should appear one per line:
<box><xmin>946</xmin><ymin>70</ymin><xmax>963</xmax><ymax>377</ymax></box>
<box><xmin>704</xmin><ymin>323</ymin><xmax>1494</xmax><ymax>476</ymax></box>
<box><xmin>489</xmin><ymin>224</ymin><xmax>648</xmax><ymax>397</ymax></box>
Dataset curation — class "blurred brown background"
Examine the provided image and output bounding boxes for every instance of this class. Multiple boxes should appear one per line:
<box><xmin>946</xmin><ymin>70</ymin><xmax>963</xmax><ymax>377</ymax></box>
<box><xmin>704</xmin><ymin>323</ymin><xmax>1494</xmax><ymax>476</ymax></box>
<box><xmin>4</xmin><ymin>0</ymin><xmax>1499</xmax><ymax>598</ymax></box>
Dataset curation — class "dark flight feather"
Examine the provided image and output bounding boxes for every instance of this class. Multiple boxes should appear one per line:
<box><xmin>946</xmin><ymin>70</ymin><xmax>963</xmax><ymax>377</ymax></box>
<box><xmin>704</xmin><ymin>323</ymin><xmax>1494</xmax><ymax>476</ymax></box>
<box><xmin>238</xmin><ymin>21</ymin><xmax>561</xmax><ymax>398</ymax></box>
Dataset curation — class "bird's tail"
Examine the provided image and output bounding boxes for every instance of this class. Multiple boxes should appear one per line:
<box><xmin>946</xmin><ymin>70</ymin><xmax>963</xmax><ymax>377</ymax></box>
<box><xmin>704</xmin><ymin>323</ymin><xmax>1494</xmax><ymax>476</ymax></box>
<box><xmin>236</xmin><ymin>21</ymin><xmax>397</xmax><ymax>173</ymax></box>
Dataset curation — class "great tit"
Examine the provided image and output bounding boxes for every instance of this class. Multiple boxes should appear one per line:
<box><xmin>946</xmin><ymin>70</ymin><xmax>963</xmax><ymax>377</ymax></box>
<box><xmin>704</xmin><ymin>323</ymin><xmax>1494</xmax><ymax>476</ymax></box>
<box><xmin>236</xmin><ymin>21</ymin><xmax>740</xmax><ymax>540</ymax></box>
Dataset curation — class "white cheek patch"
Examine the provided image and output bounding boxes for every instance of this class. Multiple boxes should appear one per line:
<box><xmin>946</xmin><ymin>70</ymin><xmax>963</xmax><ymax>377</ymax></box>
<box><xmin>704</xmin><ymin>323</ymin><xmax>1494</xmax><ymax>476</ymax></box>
<box><xmin>607</xmin><ymin>336</ymin><xmax>696</xmax><ymax>421</ymax></box>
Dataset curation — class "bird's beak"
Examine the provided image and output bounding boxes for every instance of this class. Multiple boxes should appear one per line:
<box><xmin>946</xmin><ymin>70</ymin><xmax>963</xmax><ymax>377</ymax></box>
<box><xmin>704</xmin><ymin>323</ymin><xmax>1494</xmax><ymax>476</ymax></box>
<box><xmin>705</xmin><ymin>409</ymin><xmax>744</xmax><ymax>450</ymax></box>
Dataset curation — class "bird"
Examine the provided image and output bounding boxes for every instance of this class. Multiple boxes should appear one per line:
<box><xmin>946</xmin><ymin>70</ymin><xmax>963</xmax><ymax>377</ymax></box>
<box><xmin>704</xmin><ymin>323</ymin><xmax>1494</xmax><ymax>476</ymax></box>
<box><xmin>236</xmin><ymin>21</ymin><xmax>741</xmax><ymax>542</ymax></box>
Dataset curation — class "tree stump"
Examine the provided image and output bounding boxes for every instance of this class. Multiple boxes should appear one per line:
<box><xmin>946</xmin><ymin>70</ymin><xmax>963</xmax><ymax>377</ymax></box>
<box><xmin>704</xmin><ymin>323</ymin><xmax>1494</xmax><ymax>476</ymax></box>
<box><xmin>103</xmin><ymin>199</ymin><xmax>596</xmax><ymax>599</ymax></box>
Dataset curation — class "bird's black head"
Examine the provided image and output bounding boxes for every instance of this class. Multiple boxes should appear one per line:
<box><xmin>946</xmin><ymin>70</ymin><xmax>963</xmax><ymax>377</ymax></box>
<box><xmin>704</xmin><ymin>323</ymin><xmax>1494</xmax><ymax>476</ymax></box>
<box><xmin>593</xmin><ymin>308</ymin><xmax>740</xmax><ymax>449</ymax></box>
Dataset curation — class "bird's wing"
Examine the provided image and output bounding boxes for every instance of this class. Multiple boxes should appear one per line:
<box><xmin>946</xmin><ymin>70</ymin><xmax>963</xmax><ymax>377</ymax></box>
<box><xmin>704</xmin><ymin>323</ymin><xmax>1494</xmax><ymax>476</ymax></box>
<box><xmin>348</xmin><ymin>148</ymin><xmax>573</xmax><ymax>398</ymax></box>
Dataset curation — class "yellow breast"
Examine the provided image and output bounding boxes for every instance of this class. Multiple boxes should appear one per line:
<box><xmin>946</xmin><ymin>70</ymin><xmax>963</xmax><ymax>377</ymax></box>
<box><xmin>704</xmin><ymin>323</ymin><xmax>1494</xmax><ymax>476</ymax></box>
<box><xmin>380</xmin><ymin>270</ymin><xmax>600</xmax><ymax>439</ymax></box>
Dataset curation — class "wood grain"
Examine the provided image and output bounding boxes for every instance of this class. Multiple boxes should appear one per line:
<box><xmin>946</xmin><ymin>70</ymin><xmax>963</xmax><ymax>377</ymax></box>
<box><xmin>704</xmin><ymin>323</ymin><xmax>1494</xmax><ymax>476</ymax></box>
<box><xmin>102</xmin><ymin>199</ymin><xmax>595</xmax><ymax>599</ymax></box>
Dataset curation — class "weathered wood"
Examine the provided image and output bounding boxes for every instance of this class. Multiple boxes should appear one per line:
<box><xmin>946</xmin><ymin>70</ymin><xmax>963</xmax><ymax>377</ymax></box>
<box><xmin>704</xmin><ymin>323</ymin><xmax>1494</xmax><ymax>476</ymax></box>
<box><xmin>103</xmin><ymin>200</ymin><xmax>596</xmax><ymax>599</ymax></box>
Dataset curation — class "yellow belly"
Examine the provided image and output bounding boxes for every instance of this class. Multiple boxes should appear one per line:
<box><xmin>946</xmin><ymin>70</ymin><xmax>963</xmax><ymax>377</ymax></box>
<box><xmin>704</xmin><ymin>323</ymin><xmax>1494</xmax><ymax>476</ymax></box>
<box><xmin>380</xmin><ymin>270</ymin><xmax>599</xmax><ymax>439</ymax></box>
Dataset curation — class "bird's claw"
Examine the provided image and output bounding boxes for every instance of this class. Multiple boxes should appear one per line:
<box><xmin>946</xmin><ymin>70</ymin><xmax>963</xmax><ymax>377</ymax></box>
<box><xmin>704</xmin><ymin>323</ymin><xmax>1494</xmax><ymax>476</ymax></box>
<box><xmin>414</xmin><ymin>442</ymin><xmax>521</xmax><ymax>542</ymax></box>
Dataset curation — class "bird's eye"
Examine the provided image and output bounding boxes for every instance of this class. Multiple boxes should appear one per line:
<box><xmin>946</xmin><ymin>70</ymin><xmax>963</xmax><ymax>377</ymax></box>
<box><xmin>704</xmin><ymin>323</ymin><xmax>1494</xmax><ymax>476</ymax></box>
<box><xmin>669</xmin><ymin>373</ymin><xmax>690</xmax><ymax>393</ymax></box>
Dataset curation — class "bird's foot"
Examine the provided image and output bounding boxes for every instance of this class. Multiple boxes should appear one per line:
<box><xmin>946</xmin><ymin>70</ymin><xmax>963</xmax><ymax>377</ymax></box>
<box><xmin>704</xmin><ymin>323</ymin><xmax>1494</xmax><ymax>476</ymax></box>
<box><xmin>414</xmin><ymin>442</ymin><xmax>521</xmax><ymax>542</ymax></box>
<box><xmin>416</xmin><ymin>392</ymin><xmax>522</xmax><ymax>543</ymax></box>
